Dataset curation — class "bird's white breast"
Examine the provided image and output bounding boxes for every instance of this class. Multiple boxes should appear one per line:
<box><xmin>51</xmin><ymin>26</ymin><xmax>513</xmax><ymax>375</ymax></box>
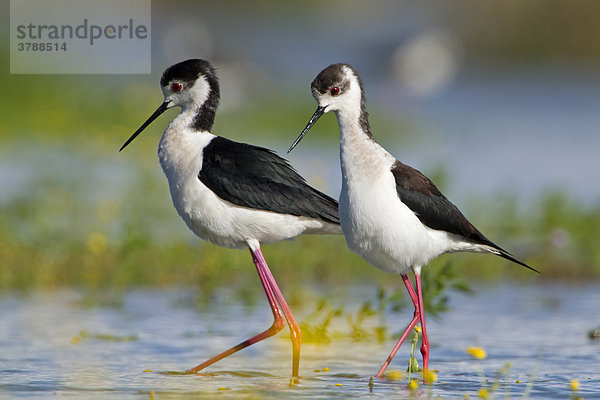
<box><xmin>338</xmin><ymin>128</ymin><xmax>444</xmax><ymax>274</ymax></box>
<box><xmin>158</xmin><ymin>117</ymin><xmax>336</xmax><ymax>249</ymax></box>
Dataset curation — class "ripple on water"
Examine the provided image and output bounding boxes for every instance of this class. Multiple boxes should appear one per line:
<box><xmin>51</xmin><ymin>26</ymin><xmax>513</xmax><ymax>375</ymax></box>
<box><xmin>0</xmin><ymin>285</ymin><xmax>599</xmax><ymax>399</ymax></box>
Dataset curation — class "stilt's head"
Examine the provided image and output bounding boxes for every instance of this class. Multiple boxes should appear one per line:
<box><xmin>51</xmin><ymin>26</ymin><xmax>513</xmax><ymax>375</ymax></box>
<box><xmin>120</xmin><ymin>59</ymin><xmax>220</xmax><ymax>151</ymax></box>
<box><xmin>288</xmin><ymin>63</ymin><xmax>369</xmax><ymax>153</ymax></box>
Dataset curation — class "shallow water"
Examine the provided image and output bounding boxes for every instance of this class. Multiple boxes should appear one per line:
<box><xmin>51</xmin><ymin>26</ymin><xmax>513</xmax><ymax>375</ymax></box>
<box><xmin>1</xmin><ymin>284</ymin><xmax>599</xmax><ymax>399</ymax></box>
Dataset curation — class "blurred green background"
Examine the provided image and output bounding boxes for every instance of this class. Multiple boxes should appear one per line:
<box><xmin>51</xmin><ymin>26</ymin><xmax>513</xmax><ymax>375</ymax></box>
<box><xmin>2</xmin><ymin>0</ymin><xmax>600</xmax><ymax>305</ymax></box>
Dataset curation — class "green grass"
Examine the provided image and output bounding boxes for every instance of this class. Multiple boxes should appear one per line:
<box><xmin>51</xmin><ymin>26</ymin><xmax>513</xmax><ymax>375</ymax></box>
<box><xmin>1</xmin><ymin>136</ymin><xmax>599</xmax><ymax>300</ymax></box>
<box><xmin>2</xmin><ymin>67</ymin><xmax>600</xmax><ymax>300</ymax></box>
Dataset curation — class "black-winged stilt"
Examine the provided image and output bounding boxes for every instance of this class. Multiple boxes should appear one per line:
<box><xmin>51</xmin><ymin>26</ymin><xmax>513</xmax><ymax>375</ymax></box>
<box><xmin>120</xmin><ymin>59</ymin><xmax>341</xmax><ymax>378</ymax></box>
<box><xmin>288</xmin><ymin>63</ymin><xmax>538</xmax><ymax>380</ymax></box>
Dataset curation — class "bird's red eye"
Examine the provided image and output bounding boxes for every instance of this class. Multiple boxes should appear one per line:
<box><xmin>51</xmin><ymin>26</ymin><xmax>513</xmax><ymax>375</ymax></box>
<box><xmin>330</xmin><ymin>87</ymin><xmax>340</xmax><ymax>96</ymax></box>
<box><xmin>171</xmin><ymin>83</ymin><xmax>183</xmax><ymax>92</ymax></box>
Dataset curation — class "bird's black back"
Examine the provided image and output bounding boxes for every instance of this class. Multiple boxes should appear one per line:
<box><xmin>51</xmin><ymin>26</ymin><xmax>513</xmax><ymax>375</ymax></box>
<box><xmin>199</xmin><ymin>136</ymin><xmax>340</xmax><ymax>225</ymax></box>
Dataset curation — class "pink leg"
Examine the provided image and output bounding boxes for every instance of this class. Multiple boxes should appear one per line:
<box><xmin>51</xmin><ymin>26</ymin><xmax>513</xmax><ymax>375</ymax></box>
<box><xmin>414</xmin><ymin>272</ymin><xmax>429</xmax><ymax>374</ymax></box>
<box><xmin>187</xmin><ymin>247</ymin><xmax>286</xmax><ymax>373</ymax></box>
<box><xmin>251</xmin><ymin>247</ymin><xmax>302</xmax><ymax>378</ymax></box>
<box><xmin>375</xmin><ymin>274</ymin><xmax>420</xmax><ymax>378</ymax></box>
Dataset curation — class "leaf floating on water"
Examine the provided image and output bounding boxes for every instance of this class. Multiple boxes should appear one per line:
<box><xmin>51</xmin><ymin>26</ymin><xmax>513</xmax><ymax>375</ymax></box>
<box><xmin>74</xmin><ymin>329</ymin><xmax>138</xmax><ymax>342</ymax></box>
<box><xmin>221</xmin><ymin>370</ymin><xmax>277</xmax><ymax>378</ymax></box>
<box><xmin>94</xmin><ymin>333</ymin><xmax>138</xmax><ymax>342</ymax></box>
<box><xmin>161</xmin><ymin>370</ymin><xmax>192</xmax><ymax>375</ymax></box>
<box><xmin>330</xmin><ymin>373</ymin><xmax>361</xmax><ymax>379</ymax></box>
<box><xmin>159</xmin><ymin>370</ymin><xmax>219</xmax><ymax>376</ymax></box>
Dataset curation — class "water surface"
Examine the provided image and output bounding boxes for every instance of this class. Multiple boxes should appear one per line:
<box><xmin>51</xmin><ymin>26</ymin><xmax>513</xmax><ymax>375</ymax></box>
<box><xmin>1</xmin><ymin>284</ymin><xmax>598</xmax><ymax>399</ymax></box>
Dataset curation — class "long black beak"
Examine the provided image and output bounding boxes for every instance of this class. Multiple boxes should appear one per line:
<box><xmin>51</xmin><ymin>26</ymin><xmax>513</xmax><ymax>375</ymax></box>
<box><xmin>287</xmin><ymin>105</ymin><xmax>326</xmax><ymax>153</ymax></box>
<box><xmin>119</xmin><ymin>101</ymin><xmax>170</xmax><ymax>152</ymax></box>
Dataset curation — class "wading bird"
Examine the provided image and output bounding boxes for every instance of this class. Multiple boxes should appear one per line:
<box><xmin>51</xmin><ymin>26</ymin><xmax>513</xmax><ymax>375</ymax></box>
<box><xmin>120</xmin><ymin>59</ymin><xmax>341</xmax><ymax>378</ymax></box>
<box><xmin>288</xmin><ymin>63</ymin><xmax>538</xmax><ymax>379</ymax></box>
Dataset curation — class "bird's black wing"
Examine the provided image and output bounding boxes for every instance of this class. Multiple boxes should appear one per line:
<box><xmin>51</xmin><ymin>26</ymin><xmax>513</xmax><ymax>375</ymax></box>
<box><xmin>391</xmin><ymin>161</ymin><xmax>538</xmax><ymax>272</ymax></box>
<box><xmin>391</xmin><ymin>161</ymin><xmax>486</xmax><ymax>242</ymax></box>
<box><xmin>198</xmin><ymin>136</ymin><xmax>339</xmax><ymax>225</ymax></box>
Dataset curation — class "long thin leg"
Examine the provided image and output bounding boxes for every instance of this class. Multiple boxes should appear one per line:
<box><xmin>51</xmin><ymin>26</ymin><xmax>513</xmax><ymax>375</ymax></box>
<box><xmin>375</xmin><ymin>274</ymin><xmax>420</xmax><ymax>378</ymax></box>
<box><xmin>187</xmin><ymin>248</ymin><xmax>286</xmax><ymax>373</ymax></box>
<box><xmin>414</xmin><ymin>272</ymin><xmax>429</xmax><ymax>374</ymax></box>
<box><xmin>251</xmin><ymin>247</ymin><xmax>302</xmax><ymax>378</ymax></box>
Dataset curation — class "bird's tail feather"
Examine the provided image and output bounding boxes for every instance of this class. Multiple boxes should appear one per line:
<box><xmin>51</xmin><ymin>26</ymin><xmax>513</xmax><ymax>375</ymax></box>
<box><xmin>494</xmin><ymin>248</ymin><xmax>540</xmax><ymax>273</ymax></box>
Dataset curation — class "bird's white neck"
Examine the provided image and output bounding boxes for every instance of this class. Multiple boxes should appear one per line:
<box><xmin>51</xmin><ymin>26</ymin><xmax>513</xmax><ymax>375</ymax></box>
<box><xmin>160</xmin><ymin>106</ymin><xmax>201</xmax><ymax>148</ymax></box>
<box><xmin>335</xmin><ymin>104</ymin><xmax>362</xmax><ymax>137</ymax></box>
<box><xmin>335</xmin><ymin>108</ymin><xmax>393</xmax><ymax>184</ymax></box>
<box><xmin>158</xmin><ymin>107</ymin><xmax>214</xmax><ymax>183</ymax></box>
<box><xmin>173</xmin><ymin>105</ymin><xmax>201</xmax><ymax>132</ymax></box>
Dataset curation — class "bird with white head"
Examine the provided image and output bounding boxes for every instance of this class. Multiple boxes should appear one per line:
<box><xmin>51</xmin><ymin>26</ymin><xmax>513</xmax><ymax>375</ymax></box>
<box><xmin>121</xmin><ymin>59</ymin><xmax>342</xmax><ymax>378</ymax></box>
<box><xmin>289</xmin><ymin>63</ymin><xmax>538</xmax><ymax>380</ymax></box>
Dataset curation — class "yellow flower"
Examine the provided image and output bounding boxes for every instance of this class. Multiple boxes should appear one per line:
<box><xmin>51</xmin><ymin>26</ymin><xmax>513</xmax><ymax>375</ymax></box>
<box><xmin>414</xmin><ymin>326</ymin><xmax>422</xmax><ymax>333</ymax></box>
<box><xmin>423</xmin><ymin>370</ymin><xmax>438</xmax><ymax>383</ymax></box>
<box><xmin>388</xmin><ymin>370</ymin><xmax>405</xmax><ymax>380</ymax></box>
<box><xmin>408</xmin><ymin>378</ymin><xmax>419</xmax><ymax>391</ymax></box>
<box><xmin>570</xmin><ymin>379</ymin><xmax>580</xmax><ymax>391</ymax></box>
<box><xmin>322</xmin><ymin>367</ymin><xmax>329</xmax><ymax>372</ymax></box>
<box><xmin>466</xmin><ymin>346</ymin><xmax>487</xmax><ymax>360</ymax></box>
<box><xmin>70</xmin><ymin>335</ymin><xmax>81</xmax><ymax>345</ymax></box>
<box><xmin>478</xmin><ymin>388</ymin><xmax>489</xmax><ymax>398</ymax></box>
